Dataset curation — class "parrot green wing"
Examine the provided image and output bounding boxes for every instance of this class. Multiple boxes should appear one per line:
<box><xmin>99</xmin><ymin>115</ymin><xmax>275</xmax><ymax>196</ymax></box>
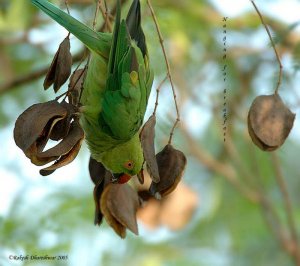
<box><xmin>100</xmin><ymin>0</ymin><xmax>154</xmax><ymax>141</ymax></box>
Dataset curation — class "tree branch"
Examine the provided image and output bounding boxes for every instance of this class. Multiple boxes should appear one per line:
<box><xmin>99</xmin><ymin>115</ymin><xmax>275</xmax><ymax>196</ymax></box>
<box><xmin>271</xmin><ymin>153</ymin><xmax>300</xmax><ymax>265</ymax></box>
<box><xmin>0</xmin><ymin>0</ymin><xmax>128</xmax><ymax>95</ymax></box>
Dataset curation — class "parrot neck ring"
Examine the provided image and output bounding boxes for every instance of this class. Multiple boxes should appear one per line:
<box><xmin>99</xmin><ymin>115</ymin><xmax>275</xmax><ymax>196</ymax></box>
<box><xmin>111</xmin><ymin>173</ymin><xmax>132</xmax><ymax>184</ymax></box>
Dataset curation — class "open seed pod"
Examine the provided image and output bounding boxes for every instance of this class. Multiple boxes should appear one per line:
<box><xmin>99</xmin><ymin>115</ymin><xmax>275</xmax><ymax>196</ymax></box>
<box><xmin>248</xmin><ymin>94</ymin><xmax>295</xmax><ymax>151</ymax></box>
<box><xmin>49</xmin><ymin>101</ymin><xmax>76</xmax><ymax>141</ymax></box>
<box><xmin>89</xmin><ymin>157</ymin><xmax>112</xmax><ymax>225</ymax></box>
<box><xmin>14</xmin><ymin>100</ymin><xmax>84</xmax><ymax>175</ymax></box>
<box><xmin>14</xmin><ymin>100</ymin><xmax>68</xmax><ymax>158</ymax></box>
<box><xmin>100</xmin><ymin>183</ymin><xmax>140</xmax><ymax>238</ymax></box>
<box><xmin>149</xmin><ymin>144</ymin><xmax>187</xmax><ymax>199</ymax></box>
<box><xmin>39</xmin><ymin>120</ymin><xmax>84</xmax><ymax>176</ymax></box>
<box><xmin>140</xmin><ymin>115</ymin><xmax>160</xmax><ymax>183</ymax></box>
<box><xmin>44</xmin><ymin>36</ymin><xmax>72</xmax><ymax>92</ymax></box>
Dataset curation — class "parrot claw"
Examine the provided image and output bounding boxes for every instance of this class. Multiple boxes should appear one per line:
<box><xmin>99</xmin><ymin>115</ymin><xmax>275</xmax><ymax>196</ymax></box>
<box><xmin>111</xmin><ymin>175</ymin><xmax>118</xmax><ymax>183</ymax></box>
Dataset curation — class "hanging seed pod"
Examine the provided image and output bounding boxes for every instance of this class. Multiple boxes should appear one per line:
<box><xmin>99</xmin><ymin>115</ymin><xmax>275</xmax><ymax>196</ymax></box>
<box><xmin>14</xmin><ymin>100</ymin><xmax>68</xmax><ymax>157</ymax></box>
<box><xmin>14</xmin><ymin>99</ymin><xmax>84</xmax><ymax>175</ymax></box>
<box><xmin>49</xmin><ymin>101</ymin><xmax>76</xmax><ymax>141</ymax></box>
<box><xmin>68</xmin><ymin>68</ymin><xmax>86</xmax><ymax>106</ymax></box>
<box><xmin>93</xmin><ymin>175</ymin><xmax>112</xmax><ymax>226</ymax></box>
<box><xmin>149</xmin><ymin>144</ymin><xmax>187</xmax><ymax>198</ymax></box>
<box><xmin>89</xmin><ymin>156</ymin><xmax>107</xmax><ymax>186</ymax></box>
<box><xmin>89</xmin><ymin>157</ymin><xmax>113</xmax><ymax>225</ymax></box>
<box><xmin>35</xmin><ymin>122</ymin><xmax>84</xmax><ymax>165</ymax></box>
<box><xmin>44</xmin><ymin>36</ymin><xmax>72</xmax><ymax>92</ymax></box>
<box><xmin>140</xmin><ymin>115</ymin><xmax>160</xmax><ymax>183</ymax></box>
<box><xmin>39</xmin><ymin>121</ymin><xmax>84</xmax><ymax>175</ymax></box>
<box><xmin>93</xmin><ymin>181</ymin><xmax>105</xmax><ymax>225</ymax></box>
<box><xmin>248</xmin><ymin>94</ymin><xmax>295</xmax><ymax>151</ymax></box>
<box><xmin>100</xmin><ymin>183</ymin><xmax>140</xmax><ymax>238</ymax></box>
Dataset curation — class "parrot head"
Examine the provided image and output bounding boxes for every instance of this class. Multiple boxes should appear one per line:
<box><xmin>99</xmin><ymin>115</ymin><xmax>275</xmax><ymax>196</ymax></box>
<box><xmin>99</xmin><ymin>133</ymin><xmax>144</xmax><ymax>184</ymax></box>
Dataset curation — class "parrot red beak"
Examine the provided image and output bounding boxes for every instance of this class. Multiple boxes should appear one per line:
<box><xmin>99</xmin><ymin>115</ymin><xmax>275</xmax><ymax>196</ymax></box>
<box><xmin>118</xmin><ymin>174</ymin><xmax>132</xmax><ymax>184</ymax></box>
<box><xmin>111</xmin><ymin>173</ymin><xmax>132</xmax><ymax>184</ymax></box>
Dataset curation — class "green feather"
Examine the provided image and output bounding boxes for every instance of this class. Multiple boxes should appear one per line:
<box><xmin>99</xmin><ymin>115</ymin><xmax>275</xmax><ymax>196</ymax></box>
<box><xmin>31</xmin><ymin>0</ymin><xmax>110</xmax><ymax>57</ymax></box>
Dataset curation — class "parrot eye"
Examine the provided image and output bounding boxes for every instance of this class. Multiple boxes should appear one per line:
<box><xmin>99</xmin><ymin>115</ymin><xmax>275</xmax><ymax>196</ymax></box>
<box><xmin>124</xmin><ymin>160</ymin><xmax>134</xmax><ymax>170</ymax></box>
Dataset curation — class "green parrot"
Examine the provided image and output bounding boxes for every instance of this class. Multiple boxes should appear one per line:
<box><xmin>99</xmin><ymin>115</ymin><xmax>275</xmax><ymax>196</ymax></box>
<box><xmin>31</xmin><ymin>0</ymin><xmax>154</xmax><ymax>183</ymax></box>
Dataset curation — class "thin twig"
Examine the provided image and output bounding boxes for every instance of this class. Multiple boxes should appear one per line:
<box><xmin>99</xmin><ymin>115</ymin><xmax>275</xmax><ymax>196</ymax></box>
<box><xmin>271</xmin><ymin>153</ymin><xmax>300</xmax><ymax>265</ymax></box>
<box><xmin>146</xmin><ymin>0</ymin><xmax>180</xmax><ymax>144</ymax></box>
<box><xmin>93</xmin><ymin>0</ymin><xmax>102</xmax><ymax>30</ymax></box>
<box><xmin>63</xmin><ymin>58</ymin><xmax>87</xmax><ymax>102</ymax></box>
<box><xmin>64</xmin><ymin>0</ymin><xmax>70</xmax><ymax>15</ymax></box>
<box><xmin>55</xmin><ymin>90</ymin><xmax>68</xmax><ymax>101</ymax></box>
<box><xmin>103</xmin><ymin>0</ymin><xmax>112</xmax><ymax>32</ymax></box>
<box><xmin>250</xmin><ymin>1</ymin><xmax>283</xmax><ymax>94</ymax></box>
<box><xmin>99</xmin><ymin>1</ymin><xmax>112</xmax><ymax>32</ymax></box>
<box><xmin>78</xmin><ymin>63</ymin><xmax>89</xmax><ymax>104</ymax></box>
<box><xmin>153</xmin><ymin>75</ymin><xmax>168</xmax><ymax>115</ymax></box>
<box><xmin>64</xmin><ymin>0</ymin><xmax>71</xmax><ymax>39</ymax></box>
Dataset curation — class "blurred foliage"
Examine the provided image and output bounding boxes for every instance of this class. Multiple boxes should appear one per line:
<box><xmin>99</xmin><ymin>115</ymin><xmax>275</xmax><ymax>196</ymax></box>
<box><xmin>1</xmin><ymin>0</ymin><xmax>300</xmax><ymax>266</ymax></box>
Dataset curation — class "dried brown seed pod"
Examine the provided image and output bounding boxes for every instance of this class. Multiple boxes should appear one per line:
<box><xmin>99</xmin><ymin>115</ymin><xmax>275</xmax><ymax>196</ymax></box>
<box><xmin>149</xmin><ymin>144</ymin><xmax>187</xmax><ymax>198</ymax></box>
<box><xmin>100</xmin><ymin>183</ymin><xmax>140</xmax><ymax>238</ymax></box>
<box><xmin>68</xmin><ymin>68</ymin><xmax>86</xmax><ymax>106</ymax></box>
<box><xmin>14</xmin><ymin>100</ymin><xmax>68</xmax><ymax>157</ymax></box>
<box><xmin>93</xmin><ymin>181</ymin><xmax>105</xmax><ymax>225</ymax></box>
<box><xmin>44</xmin><ymin>36</ymin><xmax>72</xmax><ymax>92</ymax></box>
<box><xmin>140</xmin><ymin>115</ymin><xmax>160</xmax><ymax>183</ymax></box>
<box><xmin>89</xmin><ymin>157</ymin><xmax>114</xmax><ymax>225</ymax></box>
<box><xmin>39</xmin><ymin>121</ymin><xmax>84</xmax><ymax>175</ymax></box>
<box><xmin>248</xmin><ymin>94</ymin><xmax>295</xmax><ymax>151</ymax></box>
<box><xmin>89</xmin><ymin>156</ymin><xmax>107</xmax><ymax>186</ymax></box>
<box><xmin>49</xmin><ymin>101</ymin><xmax>76</xmax><ymax>141</ymax></box>
<box><xmin>14</xmin><ymin>100</ymin><xmax>83</xmax><ymax>175</ymax></box>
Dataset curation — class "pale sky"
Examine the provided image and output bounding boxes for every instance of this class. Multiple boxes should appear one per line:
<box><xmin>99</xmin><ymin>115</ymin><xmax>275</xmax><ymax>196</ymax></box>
<box><xmin>2</xmin><ymin>2</ymin><xmax>300</xmax><ymax>256</ymax></box>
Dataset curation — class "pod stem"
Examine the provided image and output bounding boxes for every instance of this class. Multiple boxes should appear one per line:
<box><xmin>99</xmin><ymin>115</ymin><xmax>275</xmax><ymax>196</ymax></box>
<box><xmin>93</xmin><ymin>0</ymin><xmax>102</xmax><ymax>30</ymax></box>
<box><xmin>64</xmin><ymin>1</ymin><xmax>71</xmax><ymax>37</ymax></box>
<box><xmin>103</xmin><ymin>0</ymin><xmax>113</xmax><ymax>32</ymax></box>
<box><xmin>152</xmin><ymin>75</ymin><xmax>168</xmax><ymax>115</ymax></box>
<box><xmin>64</xmin><ymin>0</ymin><xmax>70</xmax><ymax>15</ymax></box>
<box><xmin>147</xmin><ymin>0</ymin><xmax>181</xmax><ymax>144</ymax></box>
<box><xmin>93</xmin><ymin>0</ymin><xmax>113</xmax><ymax>32</ymax></box>
<box><xmin>250</xmin><ymin>1</ymin><xmax>283</xmax><ymax>95</ymax></box>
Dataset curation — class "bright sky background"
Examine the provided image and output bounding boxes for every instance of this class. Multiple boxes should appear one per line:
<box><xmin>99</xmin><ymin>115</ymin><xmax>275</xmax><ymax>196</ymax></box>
<box><xmin>2</xmin><ymin>1</ymin><xmax>300</xmax><ymax>260</ymax></box>
<box><xmin>2</xmin><ymin>0</ymin><xmax>300</xmax><ymax>218</ymax></box>
<box><xmin>210</xmin><ymin>0</ymin><xmax>300</xmax><ymax>25</ymax></box>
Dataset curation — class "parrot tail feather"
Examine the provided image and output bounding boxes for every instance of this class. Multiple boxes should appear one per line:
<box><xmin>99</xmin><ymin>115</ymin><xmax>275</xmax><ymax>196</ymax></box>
<box><xmin>31</xmin><ymin>0</ymin><xmax>109</xmax><ymax>57</ymax></box>
<box><xmin>126</xmin><ymin>0</ymin><xmax>147</xmax><ymax>57</ymax></box>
